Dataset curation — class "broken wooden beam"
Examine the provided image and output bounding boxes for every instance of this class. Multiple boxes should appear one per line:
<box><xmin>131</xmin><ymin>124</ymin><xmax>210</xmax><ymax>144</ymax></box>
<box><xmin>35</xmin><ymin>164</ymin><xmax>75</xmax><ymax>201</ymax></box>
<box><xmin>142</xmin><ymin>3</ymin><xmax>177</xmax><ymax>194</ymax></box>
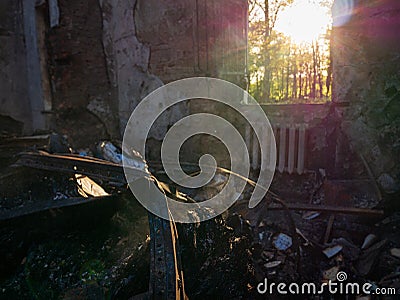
<box><xmin>13</xmin><ymin>151</ymin><xmax>149</xmax><ymax>184</ymax></box>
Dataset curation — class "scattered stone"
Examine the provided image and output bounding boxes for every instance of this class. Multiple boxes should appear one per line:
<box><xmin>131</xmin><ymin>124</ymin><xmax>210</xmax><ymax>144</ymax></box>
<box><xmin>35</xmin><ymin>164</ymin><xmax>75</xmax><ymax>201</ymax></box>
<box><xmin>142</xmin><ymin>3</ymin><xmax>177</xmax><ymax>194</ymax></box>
<box><xmin>302</xmin><ymin>211</ymin><xmax>320</xmax><ymax>220</ymax></box>
<box><xmin>361</xmin><ymin>234</ymin><xmax>378</xmax><ymax>250</ymax></box>
<box><xmin>272</xmin><ymin>233</ymin><xmax>292</xmax><ymax>251</ymax></box>
<box><xmin>264</xmin><ymin>261</ymin><xmax>282</xmax><ymax>269</ymax></box>
<box><xmin>323</xmin><ymin>245</ymin><xmax>343</xmax><ymax>258</ymax></box>
<box><xmin>390</xmin><ymin>248</ymin><xmax>400</xmax><ymax>259</ymax></box>
<box><xmin>377</xmin><ymin>173</ymin><xmax>398</xmax><ymax>194</ymax></box>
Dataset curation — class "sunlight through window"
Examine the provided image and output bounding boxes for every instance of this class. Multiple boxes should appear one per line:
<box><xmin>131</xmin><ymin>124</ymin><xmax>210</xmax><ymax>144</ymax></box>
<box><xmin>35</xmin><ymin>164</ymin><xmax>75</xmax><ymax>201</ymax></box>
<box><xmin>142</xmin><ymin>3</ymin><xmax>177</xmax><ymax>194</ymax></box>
<box><xmin>275</xmin><ymin>0</ymin><xmax>332</xmax><ymax>45</ymax></box>
<box><xmin>248</xmin><ymin>0</ymin><xmax>334</xmax><ymax>103</ymax></box>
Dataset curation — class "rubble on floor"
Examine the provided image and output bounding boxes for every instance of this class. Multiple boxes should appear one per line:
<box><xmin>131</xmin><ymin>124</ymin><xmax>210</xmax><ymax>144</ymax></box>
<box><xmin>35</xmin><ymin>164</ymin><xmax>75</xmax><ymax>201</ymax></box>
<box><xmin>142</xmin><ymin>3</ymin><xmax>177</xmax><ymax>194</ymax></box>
<box><xmin>0</xmin><ymin>133</ymin><xmax>399</xmax><ymax>299</ymax></box>
<box><xmin>0</xmin><ymin>135</ymin><xmax>152</xmax><ymax>298</ymax></box>
<box><xmin>171</xmin><ymin>166</ymin><xmax>398</xmax><ymax>298</ymax></box>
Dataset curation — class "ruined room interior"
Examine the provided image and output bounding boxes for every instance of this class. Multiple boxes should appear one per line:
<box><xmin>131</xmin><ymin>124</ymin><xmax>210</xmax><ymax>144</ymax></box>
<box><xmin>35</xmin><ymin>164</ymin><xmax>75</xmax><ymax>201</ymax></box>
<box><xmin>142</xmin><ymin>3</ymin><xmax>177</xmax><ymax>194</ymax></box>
<box><xmin>0</xmin><ymin>0</ymin><xmax>400</xmax><ymax>299</ymax></box>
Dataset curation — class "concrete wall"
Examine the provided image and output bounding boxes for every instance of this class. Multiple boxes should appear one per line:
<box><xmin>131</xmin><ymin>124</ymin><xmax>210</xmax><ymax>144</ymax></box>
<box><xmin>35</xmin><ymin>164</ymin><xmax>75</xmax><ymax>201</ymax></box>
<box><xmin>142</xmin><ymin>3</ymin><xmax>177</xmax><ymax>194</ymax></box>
<box><xmin>0</xmin><ymin>0</ymin><xmax>247</xmax><ymax>146</ymax></box>
<box><xmin>135</xmin><ymin>0</ymin><xmax>247</xmax><ymax>86</ymax></box>
<box><xmin>47</xmin><ymin>0</ymin><xmax>247</xmax><ymax>146</ymax></box>
<box><xmin>0</xmin><ymin>0</ymin><xmax>30</xmax><ymax>132</ymax></box>
<box><xmin>186</xmin><ymin>101</ymin><xmax>336</xmax><ymax>173</ymax></box>
<box><xmin>2</xmin><ymin>0</ymin><xmax>398</xmax><ymax>198</ymax></box>
<box><xmin>332</xmin><ymin>0</ymin><xmax>400</xmax><ymax>193</ymax></box>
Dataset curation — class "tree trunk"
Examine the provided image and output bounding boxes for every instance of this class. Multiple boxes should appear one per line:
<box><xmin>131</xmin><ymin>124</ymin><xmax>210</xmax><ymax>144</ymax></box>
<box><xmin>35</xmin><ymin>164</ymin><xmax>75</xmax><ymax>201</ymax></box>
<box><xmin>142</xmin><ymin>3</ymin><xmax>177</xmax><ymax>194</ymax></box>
<box><xmin>312</xmin><ymin>42</ymin><xmax>317</xmax><ymax>99</ymax></box>
<box><xmin>292</xmin><ymin>55</ymin><xmax>297</xmax><ymax>99</ymax></box>
<box><xmin>285</xmin><ymin>57</ymin><xmax>290</xmax><ymax>100</ymax></box>
<box><xmin>262</xmin><ymin>0</ymin><xmax>270</xmax><ymax>101</ymax></box>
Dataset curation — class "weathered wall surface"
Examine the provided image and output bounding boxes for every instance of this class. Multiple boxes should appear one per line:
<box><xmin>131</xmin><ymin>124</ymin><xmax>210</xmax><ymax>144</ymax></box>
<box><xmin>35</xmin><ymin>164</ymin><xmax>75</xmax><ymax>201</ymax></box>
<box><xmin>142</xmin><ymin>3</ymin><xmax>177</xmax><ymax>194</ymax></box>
<box><xmin>332</xmin><ymin>0</ymin><xmax>400</xmax><ymax>194</ymax></box>
<box><xmin>48</xmin><ymin>0</ymin><xmax>248</xmax><ymax>144</ymax></box>
<box><xmin>0</xmin><ymin>0</ymin><xmax>30</xmax><ymax>132</ymax></box>
<box><xmin>47</xmin><ymin>0</ymin><xmax>118</xmax><ymax>147</ymax></box>
<box><xmin>99</xmin><ymin>0</ymin><xmax>182</xmax><ymax>140</ymax></box>
<box><xmin>0</xmin><ymin>0</ymin><xmax>247</xmax><ymax>148</ymax></box>
<box><xmin>135</xmin><ymin>0</ymin><xmax>247</xmax><ymax>86</ymax></box>
<box><xmin>187</xmin><ymin>101</ymin><xmax>336</xmax><ymax>174</ymax></box>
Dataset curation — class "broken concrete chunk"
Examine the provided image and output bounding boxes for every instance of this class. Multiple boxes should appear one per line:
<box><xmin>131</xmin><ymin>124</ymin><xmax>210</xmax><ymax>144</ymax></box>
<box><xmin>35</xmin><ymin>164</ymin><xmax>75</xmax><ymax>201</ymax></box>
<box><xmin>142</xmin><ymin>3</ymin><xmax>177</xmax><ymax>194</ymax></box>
<box><xmin>264</xmin><ymin>261</ymin><xmax>282</xmax><ymax>269</ymax></box>
<box><xmin>302</xmin><ymin>211</ymin><xmax>321</xmax><ymax>220</ymax></box>
<box><xmin>377</xmin><ymin>173</ymin><xmax>398</xmax><ymax>194</ymax></box>
<box><xmin>323</xmin><ymin>245</ymin><xmax>343</xmax><ymax>258</ymax></box>
<box><xmin>390</xmin><ymin>248</ymin><xmax>400</xmax><ymax>259</ymax></box>
<box><xmin>273</xmin><ymin>233</ymin><xmax>292</xmax><ymax>251</ymax></box>
<box><xmin>361</xmin><ymin>234</ymin><xmax>378</xmax><ymax>250</ymax></box>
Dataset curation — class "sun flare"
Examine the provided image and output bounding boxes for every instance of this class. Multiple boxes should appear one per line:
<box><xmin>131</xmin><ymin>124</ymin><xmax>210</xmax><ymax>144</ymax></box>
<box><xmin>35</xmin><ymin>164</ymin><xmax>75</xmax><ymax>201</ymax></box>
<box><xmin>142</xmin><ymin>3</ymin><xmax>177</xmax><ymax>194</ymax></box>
<box><xmin>275</xmin><ymin>0</ymin><xmax>333</xmax><ymax>45</ymax></box>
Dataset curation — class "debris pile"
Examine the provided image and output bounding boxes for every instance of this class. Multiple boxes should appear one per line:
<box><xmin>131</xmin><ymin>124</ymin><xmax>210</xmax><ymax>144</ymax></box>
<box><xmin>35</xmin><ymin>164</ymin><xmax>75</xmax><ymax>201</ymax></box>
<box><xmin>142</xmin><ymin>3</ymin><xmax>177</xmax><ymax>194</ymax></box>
<box><xmin>0</xmin><ymin>135</ymin><xmax>152</xmax><ymax>298</ymax></box>
<box><xmin>173</xmin><ymin>169</ymin><xmax>399</xmax><ymax>298</ymax></box>
<box><xmin>0</xmin><ymin>133</ymin><xmax>399</xmax><ymax>298</ymax></box>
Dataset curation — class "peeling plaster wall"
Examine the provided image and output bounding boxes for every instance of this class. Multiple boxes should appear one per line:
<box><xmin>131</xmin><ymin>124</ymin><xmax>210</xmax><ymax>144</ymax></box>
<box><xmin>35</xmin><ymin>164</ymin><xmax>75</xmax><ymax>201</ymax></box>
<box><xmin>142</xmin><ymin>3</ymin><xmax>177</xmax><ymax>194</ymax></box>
<box><xmin>0</xmin><ymin>0</ymin><xmax>247</xmax><ymax>148</ymax></box>
<box><xmin>98</xmin><ymin>0</ymin><xmax>247</xmax><ymax>140</ymax></box>
<box><xmin>98</xmin><ymin>0</ymin><xmax>184</xmax><ymax>140</ymax></box>
<box><xmin>332</xmin><ymin>0</ymin><xmax>400</xmax><ymax>193</ymax></box>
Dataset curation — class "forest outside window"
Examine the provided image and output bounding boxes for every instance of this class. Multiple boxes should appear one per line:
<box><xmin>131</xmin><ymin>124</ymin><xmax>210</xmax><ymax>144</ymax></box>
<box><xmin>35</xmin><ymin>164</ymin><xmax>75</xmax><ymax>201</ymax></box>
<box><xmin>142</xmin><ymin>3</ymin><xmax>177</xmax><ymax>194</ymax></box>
<box><xmin>247</xmin><ymin>0</ymin><xmax>334</xmax><ymax>104</ymax></box>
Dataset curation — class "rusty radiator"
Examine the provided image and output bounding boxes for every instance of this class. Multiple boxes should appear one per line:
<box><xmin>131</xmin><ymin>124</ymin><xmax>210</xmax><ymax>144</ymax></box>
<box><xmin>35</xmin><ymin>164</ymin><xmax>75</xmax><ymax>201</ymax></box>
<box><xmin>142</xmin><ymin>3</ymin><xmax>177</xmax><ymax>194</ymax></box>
<box><xmin>245</xmin><ymin>123</ymin><xmax>307</xmax><ymax>174</ymax></box>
